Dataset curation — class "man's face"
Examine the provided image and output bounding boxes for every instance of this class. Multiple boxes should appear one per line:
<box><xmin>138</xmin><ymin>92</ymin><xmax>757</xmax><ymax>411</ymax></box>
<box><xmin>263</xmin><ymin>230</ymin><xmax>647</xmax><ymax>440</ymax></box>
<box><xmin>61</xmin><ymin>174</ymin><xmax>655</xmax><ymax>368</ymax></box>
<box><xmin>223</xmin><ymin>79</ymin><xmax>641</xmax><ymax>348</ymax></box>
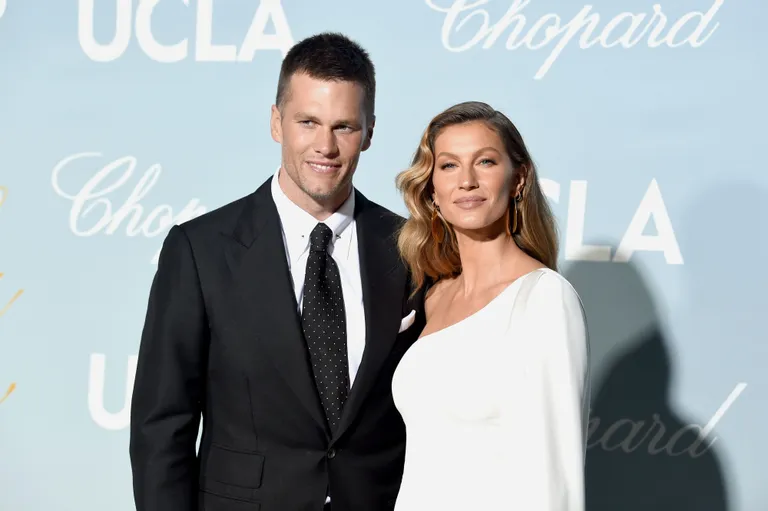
<box><xmin>271</xmin><ymin>73</ymin><xmax>374</xmax><ymax>213</ymax></box>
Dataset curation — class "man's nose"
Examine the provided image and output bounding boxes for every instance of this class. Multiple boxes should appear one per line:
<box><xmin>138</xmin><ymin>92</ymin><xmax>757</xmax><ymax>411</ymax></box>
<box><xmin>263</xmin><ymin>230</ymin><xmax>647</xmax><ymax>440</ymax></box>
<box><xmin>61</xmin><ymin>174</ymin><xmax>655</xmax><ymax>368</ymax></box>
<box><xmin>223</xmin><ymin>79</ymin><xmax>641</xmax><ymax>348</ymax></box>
<box><xmin>313</xmin><ymin>127</ymin><xmax>339</xmax><ymax>156</ymax></box>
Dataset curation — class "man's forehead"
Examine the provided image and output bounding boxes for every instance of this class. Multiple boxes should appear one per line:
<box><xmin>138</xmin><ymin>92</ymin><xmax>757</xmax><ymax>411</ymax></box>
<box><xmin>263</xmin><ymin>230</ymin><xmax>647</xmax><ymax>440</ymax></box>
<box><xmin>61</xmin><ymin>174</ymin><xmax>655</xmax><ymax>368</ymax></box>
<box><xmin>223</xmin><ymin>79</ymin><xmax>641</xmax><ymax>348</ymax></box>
<box><xmin>285</xmin><ymin>73</ymin><xmax>363</xmax><ymax>99</ymax></box>
<box><xmin>283</xmin><ymin>82</ymin><xmax>365</xmax><ymax>116</ymax></box>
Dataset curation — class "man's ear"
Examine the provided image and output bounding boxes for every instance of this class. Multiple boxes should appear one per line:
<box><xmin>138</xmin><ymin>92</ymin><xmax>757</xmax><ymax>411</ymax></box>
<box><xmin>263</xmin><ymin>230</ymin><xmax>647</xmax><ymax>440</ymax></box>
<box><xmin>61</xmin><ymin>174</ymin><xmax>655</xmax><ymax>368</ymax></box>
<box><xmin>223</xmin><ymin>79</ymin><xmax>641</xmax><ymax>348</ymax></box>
<box><xmin>361</xmin><ymin>114</ymin><xmax>375</xmax><ymax>151</ymax></box>
<box><xmin>270</xmin><ymin>104</ymin><xmax>282</xmax><ymax>144</ymax></box>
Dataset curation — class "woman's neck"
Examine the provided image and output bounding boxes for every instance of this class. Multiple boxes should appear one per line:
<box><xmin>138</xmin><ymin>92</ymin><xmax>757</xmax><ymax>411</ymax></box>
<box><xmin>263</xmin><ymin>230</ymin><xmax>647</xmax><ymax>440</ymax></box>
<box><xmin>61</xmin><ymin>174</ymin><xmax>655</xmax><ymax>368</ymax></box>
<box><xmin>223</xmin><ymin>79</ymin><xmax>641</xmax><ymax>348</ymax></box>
<box><xmin>453</xmin><ymin>231</ymin><xmax>524</xmax><ymax>296</ymax></box>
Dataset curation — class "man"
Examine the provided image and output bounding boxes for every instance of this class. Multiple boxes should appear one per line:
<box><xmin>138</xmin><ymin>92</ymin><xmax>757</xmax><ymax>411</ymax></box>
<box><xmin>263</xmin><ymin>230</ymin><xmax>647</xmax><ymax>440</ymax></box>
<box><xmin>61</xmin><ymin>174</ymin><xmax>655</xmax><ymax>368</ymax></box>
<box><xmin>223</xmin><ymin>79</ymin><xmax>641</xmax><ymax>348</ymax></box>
<box><xmin>129</xmin><ymin>32</ymin><xmax>424</xmax><ymax>511</ymax></box>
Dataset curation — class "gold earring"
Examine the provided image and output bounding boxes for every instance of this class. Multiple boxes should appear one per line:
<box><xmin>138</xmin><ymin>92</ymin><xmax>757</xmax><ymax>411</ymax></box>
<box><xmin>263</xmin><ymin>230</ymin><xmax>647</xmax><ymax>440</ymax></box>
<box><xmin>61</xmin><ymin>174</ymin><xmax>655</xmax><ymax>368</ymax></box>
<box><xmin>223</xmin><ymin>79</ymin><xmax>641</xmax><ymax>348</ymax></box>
<box><xmin>507</xmin><ymin>192</ymin><xmax>523</xmax><ymax>235</ymax></box>
<box><xmin>432</xmin><ymin>209</ymin><xmax>445</xmax><ymax>245</ymax></box>
<box><xmin>431</xmin><ymin>203</ymin><xmax>444</xmax><ymax>243</ymax></box>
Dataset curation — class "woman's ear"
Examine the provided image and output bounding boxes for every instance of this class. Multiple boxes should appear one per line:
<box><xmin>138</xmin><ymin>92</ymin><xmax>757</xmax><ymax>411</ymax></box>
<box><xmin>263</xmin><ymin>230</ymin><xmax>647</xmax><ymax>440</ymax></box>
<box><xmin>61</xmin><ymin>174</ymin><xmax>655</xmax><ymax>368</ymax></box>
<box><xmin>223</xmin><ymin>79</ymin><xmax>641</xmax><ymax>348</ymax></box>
<box><xmin>514</xmin><ymin>164</ymin><xmax>527</xmax><ymax>197</ymax></box>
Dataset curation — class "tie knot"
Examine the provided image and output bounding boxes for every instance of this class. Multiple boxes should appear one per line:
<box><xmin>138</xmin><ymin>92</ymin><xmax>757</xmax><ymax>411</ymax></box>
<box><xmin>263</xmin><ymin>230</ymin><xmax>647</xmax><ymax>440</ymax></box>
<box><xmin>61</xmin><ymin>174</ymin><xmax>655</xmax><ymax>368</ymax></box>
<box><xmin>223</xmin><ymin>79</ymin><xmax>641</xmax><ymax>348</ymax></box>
<box><xmin>309</xmin><ymin>223</ymin><xmax>334</xmax><ymax>252</ymax></box>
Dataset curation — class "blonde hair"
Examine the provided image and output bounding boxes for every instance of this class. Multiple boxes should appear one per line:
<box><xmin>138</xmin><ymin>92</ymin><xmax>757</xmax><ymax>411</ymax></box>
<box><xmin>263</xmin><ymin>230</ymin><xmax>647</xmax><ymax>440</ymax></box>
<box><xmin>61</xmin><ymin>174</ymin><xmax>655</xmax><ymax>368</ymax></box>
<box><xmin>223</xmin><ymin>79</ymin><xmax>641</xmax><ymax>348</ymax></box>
<box><xmin>395</xmin><ymin>101</ymin><xmax>559</xmax><ymax>294</ymax></box>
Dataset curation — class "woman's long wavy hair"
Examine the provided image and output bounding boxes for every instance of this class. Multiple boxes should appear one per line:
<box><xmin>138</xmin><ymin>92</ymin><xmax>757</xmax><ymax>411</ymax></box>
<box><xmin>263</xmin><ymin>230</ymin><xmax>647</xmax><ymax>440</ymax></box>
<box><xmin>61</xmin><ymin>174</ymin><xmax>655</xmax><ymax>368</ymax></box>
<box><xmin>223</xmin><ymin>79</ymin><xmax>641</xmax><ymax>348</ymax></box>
<box><xmin>396</xmin><ymin>101</ymin><xmax>559</xmax><ymax>294</ymax></box>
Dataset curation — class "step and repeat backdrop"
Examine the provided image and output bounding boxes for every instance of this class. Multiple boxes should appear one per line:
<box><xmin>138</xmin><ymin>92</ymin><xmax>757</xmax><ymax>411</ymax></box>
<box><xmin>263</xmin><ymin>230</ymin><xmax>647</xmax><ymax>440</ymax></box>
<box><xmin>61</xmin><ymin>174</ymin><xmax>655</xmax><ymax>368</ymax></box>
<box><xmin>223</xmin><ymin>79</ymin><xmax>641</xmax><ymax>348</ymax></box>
<box><xmin>1</xmin><ymin>0</ymin><xmax>765</xmax><ymax>510</ymax></box>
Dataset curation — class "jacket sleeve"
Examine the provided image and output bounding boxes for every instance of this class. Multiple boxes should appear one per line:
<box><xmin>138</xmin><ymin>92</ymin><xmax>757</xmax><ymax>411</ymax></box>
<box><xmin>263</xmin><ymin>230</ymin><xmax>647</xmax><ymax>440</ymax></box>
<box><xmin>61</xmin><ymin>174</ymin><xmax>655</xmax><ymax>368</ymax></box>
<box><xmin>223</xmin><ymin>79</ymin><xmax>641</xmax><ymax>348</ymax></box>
<box><xmin>129</xmin><ymin>224</ymin><xmax>208</xmax><ymax>511</ymax></box>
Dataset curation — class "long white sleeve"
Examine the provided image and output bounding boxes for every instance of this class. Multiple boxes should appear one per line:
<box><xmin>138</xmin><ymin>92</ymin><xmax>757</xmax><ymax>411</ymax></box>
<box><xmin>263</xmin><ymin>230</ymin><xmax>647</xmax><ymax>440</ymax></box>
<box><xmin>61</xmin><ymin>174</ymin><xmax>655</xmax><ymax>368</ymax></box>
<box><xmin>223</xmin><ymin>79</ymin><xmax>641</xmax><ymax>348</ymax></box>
<box><xmin>521</xmin><ymin>271</ymin><xmax>590</xmax><ymax>510</ymax></box>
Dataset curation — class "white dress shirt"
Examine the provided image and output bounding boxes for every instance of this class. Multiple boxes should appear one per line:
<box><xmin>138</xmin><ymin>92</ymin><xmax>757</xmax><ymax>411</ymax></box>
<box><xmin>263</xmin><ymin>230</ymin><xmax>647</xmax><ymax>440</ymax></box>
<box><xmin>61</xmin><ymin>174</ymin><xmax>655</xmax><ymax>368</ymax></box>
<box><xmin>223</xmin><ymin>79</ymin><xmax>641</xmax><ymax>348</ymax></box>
<box><xmin>270</xmin><ymin>168</ymin><xmax>367</xmax><ymax>387</ymax></box>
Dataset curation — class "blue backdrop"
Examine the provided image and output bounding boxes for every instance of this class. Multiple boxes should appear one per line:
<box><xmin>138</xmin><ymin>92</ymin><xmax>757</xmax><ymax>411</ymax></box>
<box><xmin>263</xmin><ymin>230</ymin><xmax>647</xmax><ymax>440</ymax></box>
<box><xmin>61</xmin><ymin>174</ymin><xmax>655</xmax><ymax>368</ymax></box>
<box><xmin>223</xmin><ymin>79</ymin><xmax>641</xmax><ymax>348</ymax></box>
<box><xmin>1</xmin><ymin>1</ymin><xmax>765</xmax><ymax>510</ymax></box>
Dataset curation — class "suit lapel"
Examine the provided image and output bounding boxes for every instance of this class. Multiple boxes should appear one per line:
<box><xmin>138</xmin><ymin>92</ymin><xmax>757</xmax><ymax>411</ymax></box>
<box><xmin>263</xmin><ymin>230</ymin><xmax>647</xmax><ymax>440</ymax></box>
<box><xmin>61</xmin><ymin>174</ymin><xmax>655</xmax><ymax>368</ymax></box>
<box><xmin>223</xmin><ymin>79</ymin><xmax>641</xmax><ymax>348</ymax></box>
<box><xmin>229</xmin><ymin>179</ymin><xmax>328</xmax><ymax>434</ymax></box>
<box><xmin>332</xmin><ymin>190</ymin><xmax>406</xmax><ymax>442</ymax></box>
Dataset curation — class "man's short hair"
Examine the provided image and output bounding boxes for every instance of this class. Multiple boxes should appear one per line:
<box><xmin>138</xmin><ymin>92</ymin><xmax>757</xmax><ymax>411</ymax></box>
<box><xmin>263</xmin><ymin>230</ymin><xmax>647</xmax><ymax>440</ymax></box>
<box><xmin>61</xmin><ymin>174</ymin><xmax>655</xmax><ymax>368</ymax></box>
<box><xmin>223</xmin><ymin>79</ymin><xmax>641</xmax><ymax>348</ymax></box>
<box><xmin>275</xmin><ymin>32</ymin><xmax>376</xmax><ymax>118</ymax></box>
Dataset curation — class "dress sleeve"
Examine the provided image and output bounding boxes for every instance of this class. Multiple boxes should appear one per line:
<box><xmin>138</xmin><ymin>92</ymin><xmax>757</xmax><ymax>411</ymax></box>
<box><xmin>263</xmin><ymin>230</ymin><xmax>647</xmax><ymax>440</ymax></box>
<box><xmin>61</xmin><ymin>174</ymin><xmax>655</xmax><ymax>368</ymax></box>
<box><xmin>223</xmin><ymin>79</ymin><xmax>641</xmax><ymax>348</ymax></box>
<box><xmin>515</xmin><ymin>271</ymin><xmax>590</xmax><ymax>510</ymax></box>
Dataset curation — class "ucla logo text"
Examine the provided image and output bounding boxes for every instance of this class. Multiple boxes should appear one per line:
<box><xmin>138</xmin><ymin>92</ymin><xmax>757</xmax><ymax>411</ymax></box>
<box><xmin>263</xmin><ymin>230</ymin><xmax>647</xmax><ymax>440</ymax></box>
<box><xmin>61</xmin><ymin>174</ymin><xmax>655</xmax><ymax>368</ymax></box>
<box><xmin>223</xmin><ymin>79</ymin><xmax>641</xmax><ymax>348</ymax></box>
<box><xmin>78</xmin><ymin>0</ymin><xmax>293</xmax><ymax>62</ymax></box>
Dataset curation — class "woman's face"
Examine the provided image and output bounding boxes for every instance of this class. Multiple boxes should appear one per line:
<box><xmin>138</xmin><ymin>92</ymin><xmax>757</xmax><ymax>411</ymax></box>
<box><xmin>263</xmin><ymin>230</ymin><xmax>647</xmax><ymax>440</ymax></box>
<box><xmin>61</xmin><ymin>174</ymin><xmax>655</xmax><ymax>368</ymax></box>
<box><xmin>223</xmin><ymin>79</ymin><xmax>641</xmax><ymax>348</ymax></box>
<box><xmin>431</xmin><ymin>121</ymin><xmax>522</xmax><ymax>235</ymax></box>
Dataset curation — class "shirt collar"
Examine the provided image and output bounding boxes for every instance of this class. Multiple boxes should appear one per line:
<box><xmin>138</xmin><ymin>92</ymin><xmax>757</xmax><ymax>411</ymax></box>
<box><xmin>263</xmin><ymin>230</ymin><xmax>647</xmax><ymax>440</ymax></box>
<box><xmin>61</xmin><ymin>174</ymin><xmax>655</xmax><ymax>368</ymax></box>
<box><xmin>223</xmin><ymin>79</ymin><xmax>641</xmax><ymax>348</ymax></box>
<box><xmin>271</xmin><ymin>167</ymin><xmax>355</xmax><ymax>264</ymax></box>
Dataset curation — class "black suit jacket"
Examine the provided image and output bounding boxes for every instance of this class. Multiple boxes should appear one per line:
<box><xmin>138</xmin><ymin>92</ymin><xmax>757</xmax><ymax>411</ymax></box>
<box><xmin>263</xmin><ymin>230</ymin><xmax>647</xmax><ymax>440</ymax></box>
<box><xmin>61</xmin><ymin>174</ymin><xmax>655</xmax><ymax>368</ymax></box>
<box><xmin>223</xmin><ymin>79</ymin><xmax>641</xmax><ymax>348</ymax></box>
<box><xmin>129</xmin><ymin>177</ymin><xmax>425</xmax><ymax>511</ymax></box>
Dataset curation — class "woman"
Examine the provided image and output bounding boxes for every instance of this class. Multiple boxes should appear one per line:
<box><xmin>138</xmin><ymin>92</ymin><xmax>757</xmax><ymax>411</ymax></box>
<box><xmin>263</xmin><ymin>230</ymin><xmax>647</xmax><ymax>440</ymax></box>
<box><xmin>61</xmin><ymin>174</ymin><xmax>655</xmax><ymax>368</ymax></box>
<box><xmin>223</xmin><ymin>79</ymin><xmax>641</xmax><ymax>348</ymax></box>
<box><xmin>392</xmin><ymin>101</ymin><xmax>590</xmax><ymax>510</ymax></box>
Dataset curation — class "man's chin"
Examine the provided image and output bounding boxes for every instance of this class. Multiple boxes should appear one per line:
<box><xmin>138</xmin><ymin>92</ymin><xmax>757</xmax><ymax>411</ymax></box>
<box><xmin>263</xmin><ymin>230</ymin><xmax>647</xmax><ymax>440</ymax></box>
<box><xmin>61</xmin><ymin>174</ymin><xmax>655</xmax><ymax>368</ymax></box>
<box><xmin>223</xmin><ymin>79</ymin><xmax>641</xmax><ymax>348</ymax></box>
<box><xmin>304</xmin><ymin>180</ymin><xmax>351</xmax><ymax>201</ymax></box>
<box><xmin>307</xmin><ymin>188</ymin><xmax>345</xmax><ymax>204</ymax></box>
<box><xmin>306</xmin><ymin>190</ymin><xmax>333</xmax><ymax>202</ymax></box>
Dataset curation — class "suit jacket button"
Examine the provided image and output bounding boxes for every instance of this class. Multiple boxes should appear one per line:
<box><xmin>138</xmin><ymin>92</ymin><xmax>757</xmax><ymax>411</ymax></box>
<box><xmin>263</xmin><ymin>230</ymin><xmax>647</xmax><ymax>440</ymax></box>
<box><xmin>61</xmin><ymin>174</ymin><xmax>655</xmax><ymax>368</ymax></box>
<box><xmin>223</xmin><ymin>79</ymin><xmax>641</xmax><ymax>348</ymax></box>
<box><xmin>328</xmin><ymin>448</ymin><xmax>336</xmax><ymax>459</ymax></box>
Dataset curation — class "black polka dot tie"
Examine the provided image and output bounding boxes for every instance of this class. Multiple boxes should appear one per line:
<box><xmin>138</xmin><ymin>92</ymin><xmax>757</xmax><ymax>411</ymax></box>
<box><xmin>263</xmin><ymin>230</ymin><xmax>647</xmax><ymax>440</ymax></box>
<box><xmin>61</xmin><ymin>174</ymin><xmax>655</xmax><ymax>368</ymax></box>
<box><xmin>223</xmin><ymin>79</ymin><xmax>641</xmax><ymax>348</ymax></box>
<box><xmin>301</xmin><ymin>222</ymin><xmax>349</xmax><ymax>432</ymax></box>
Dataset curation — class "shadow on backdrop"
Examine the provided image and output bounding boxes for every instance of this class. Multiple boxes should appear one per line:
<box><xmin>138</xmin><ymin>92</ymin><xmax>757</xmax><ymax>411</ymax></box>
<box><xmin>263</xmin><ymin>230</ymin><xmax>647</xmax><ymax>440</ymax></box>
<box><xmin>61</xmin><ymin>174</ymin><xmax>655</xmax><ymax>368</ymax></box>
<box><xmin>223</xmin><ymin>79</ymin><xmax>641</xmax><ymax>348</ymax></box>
<box><xmin>564</xmin><ymin>255</ymin><xmax>728</xmax><ymax>511</ymax></box>
<box><xmin>674</xmin><ymin>180</ymin><xmax>768</xmax><ymax>511</ymax></box>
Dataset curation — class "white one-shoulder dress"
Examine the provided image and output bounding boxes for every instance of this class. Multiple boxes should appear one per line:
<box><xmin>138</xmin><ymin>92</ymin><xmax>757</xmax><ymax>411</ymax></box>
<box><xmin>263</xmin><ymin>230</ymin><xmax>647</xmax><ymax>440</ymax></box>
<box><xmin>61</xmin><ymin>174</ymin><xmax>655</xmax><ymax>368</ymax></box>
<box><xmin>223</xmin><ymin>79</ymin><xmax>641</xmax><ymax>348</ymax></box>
<box><xmin>392</xmin><ymin>268</ymin><xmax>590</xmax><ymax>511</ymax></box>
